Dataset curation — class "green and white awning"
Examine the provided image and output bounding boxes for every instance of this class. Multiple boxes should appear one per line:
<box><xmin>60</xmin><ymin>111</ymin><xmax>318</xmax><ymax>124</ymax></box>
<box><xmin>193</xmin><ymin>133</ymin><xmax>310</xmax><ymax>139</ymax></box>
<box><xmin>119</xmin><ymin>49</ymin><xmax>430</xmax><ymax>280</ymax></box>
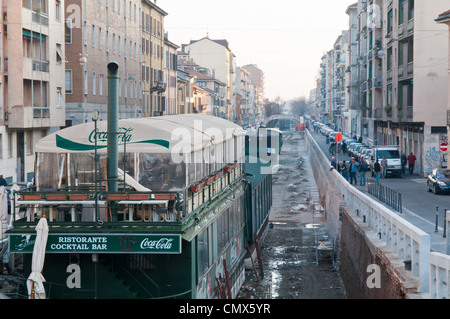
<box><xmin>35</xmin><ymin>114</ymin><xmax>243</xmax><ymax>154</ymax></box>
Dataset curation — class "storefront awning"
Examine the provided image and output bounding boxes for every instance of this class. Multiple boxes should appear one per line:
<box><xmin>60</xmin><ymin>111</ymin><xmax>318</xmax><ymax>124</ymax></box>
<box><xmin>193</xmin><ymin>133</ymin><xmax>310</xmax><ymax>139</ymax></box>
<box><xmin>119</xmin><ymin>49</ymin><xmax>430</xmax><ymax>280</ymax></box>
<box><xmin>23</xmin><ymin>29</ymin><xmax>46</xmax><ymax>40</ymax></box>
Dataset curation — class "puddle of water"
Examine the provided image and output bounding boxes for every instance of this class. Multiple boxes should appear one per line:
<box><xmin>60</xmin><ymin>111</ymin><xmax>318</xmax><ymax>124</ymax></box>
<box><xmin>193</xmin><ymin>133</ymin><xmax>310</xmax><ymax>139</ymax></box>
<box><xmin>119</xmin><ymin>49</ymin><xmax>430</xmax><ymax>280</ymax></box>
<box><xmin>270</xmin><ymin>269</ymin><xmax>281</xmax><ymax>299</ymax></box>
<box><xmin>305</xmin><ymin>223</ymin><xmax>321</xmax><ymax>229</ymax></box>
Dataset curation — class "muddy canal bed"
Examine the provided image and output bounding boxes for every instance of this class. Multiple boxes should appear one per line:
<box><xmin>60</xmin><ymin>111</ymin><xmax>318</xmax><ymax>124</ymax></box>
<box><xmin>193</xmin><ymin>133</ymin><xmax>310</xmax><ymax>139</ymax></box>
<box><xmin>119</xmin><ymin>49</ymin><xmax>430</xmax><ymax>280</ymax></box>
<box><xmin>237</xmin><ymin>133</ymin><xmax>346</xmax><ymax>299</ymax></box>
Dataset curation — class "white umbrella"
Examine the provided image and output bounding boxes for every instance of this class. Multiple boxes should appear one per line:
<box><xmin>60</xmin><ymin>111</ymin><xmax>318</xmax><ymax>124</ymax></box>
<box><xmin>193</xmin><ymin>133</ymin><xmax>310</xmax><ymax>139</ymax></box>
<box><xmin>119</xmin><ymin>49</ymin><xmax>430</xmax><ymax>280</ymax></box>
<box><xmin>0</xmin><ymin>186</ymin><xmax>7</xmax><ymax>222</ymax></box>
<box><xmin>117</xmin><ymin>168</ymin><xmax>151</xmax><ymax>192</ymax></box>
<box><xmin>27</xmin><ymin>216</ymin><xmax>49</xmax><ymax>299</ymax></box>
<box><xmin>8</xmin><ymin>183</ymin><xmax>20</xmax><ymax>227</ymax></box>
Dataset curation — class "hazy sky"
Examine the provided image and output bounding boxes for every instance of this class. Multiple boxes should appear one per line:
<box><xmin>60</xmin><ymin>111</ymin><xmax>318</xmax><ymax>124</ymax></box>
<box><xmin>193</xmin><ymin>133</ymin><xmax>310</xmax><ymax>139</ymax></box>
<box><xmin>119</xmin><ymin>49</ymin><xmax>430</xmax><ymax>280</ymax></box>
<box><xmin>158</xmin><ymin>0</ymin><xmax>358</xmax><ymax>102</ymax></box>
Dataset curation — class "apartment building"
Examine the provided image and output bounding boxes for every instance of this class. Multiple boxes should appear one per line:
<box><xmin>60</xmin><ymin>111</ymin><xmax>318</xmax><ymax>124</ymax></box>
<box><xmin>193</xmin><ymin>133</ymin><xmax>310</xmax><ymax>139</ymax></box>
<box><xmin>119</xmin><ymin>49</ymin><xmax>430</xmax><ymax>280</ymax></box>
<box><xmin>182</xmin><ymin>37</ymin><xmax>236</xmax><ymax>121</ymax></box>
<box><xmin>0</xmin><ymin>0</ymin><xmax>66</xmax><ymax>183</ymax></box>
<box><xmin>377</xmin><ymin>0</ymin><xmax>449</xmax><ymax>175</ymax></box>
<box><xmin>332</xmin><ymin>32</ymin><xmax>348</xmax><ymax>132</ymax></box>
<box><xmin>141</xmin><ymin>0</ymin><xmax>167</xmax><ymax>117</ymax></box>
<box><xmin>242</xmin><ymin>64</ymin><xmax>265</xmax><ymax>124</ymax></box>
<box><xmin>314</xmin><ymin>0</ymin><xmax>449</xmax><ymax>176</ymax></box>
<box><xmin>436</xmin><ymin>9</ymin><xmax>450</xmax><ymax>170</ymax></box>
<box><xmin>163</xmin><ymin>35</ymin><xmax>178</xmax><ymax>115</ymax></box>
<box><xmin>64</xmin><ymin>0</ymin><xmax>142</xmax><ymax>125</ymax></box>
<box><xmin>344</xmin><ymin>3</ymin><xmax>360</xmax><ymax>136</ymax></box>
<box><xmin>235</xmin><ymin>67</ymin><xmax>252</xmax><ymax>126</ymax></box>
<box><xmin>176</xmin><ymin>69</ymin><xmax>195</xmax><ymax>114</ymax></box>
<box><xmin>177</xmin><ymin>55</ymin><xmax>227</xmax><ymax>117</ymax></box>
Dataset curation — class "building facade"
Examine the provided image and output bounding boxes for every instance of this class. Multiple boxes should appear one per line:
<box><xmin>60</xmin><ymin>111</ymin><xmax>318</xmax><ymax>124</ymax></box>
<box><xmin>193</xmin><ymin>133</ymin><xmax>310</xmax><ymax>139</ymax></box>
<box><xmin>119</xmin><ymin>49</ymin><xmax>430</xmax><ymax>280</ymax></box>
<box><xmin>1</xmin><ymin>0</ymin><xmax>66</xmax><ymax>183</ymax></box>
<box><xmin>313</xmin><ymin>0</ymin><xmax>449</xmax><ymax>176</ymax></box>
<box><xmin>436</xmin><ymin>9</ymin><xmax>450</xmax><ymax>171</ymax></box>
<box><xmin>182</xmin><ymin>37</ymin><xmax>236</xmax><ymax>121</ymax></box>
<box><xmin>242</xmin><ymin>64</ymin><xmax>266</xmax><ymax>125</ymax></box>
<box><xmin>64</xmin><ymin>0</ymin><xmax>142</xmax><ymax>125</ymax></box>
<box><xmin>377</xmin><ymin>0</ymin><xmax>449</xmax><ymax>175</ymax></box>
<box><xmin>163</xmin><ymin>35</ymin><xmax>178</xmax><ymax>115</ymax></box>
<box><xmin>141</xmin><ymin>0</ymin><xmax>167</xmax><ymax>117</ymax></box>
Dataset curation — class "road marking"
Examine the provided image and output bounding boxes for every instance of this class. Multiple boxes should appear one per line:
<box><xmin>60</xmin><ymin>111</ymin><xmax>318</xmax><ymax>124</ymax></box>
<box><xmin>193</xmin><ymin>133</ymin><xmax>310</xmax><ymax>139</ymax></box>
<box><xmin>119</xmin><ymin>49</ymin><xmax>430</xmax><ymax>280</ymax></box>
<box><xmin>400</xmin><ymin>206</ymin><xmax>444</xmax><ymax>232</ymax></box>
<box><xmin>409</xmin><ymin>179</ymin><xmax>427</xmax><ymax>184</ymax></box>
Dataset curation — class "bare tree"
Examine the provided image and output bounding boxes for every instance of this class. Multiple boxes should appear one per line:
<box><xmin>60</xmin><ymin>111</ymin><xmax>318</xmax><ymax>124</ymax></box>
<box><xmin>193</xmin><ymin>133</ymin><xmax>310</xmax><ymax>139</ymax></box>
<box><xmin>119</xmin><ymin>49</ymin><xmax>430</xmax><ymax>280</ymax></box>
<box><xmin>290</xmin><ymin>97</ymin><xmax>308</xmax><ymax>118</ymax></box>
<box><xmin>264</xmin><ymin>96</ymin><xmax>285</xmax><ymax>118</ymax></box>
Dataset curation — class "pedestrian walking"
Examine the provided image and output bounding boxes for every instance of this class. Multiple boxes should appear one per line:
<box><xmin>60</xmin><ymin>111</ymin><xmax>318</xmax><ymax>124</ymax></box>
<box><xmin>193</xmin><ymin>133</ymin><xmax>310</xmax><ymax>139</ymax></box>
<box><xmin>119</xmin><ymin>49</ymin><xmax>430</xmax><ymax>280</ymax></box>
<box><xmin>408</xmin><ymin>152</ymin><xmax>416</xmax><ymax>175</ymax></box>
<box><xmin>329</xmin><ymin>141</ymin><xmax>336</xmax><ymax>154</ymax></box>
<box><xmin>340</xmin><ymin>160</ymin><xmax>349</xmax><ymax>181</ymax></box>
<box><xmin>0</xmin><ymin>175</ymin><xmax>6</xmax><ymax>187</ymax></box>
<box><xmin>358</xmin><ymin>159</ymin><xmax>369</xmax><ymax>186</ymax></box>
<box><xmin>331</xmin><ymin>157</ymin><xmax>336</xmax><ymax>170</ymax></box>
<box><xmin>401</xmin><ymin>152</ymin><xmax>407</xmax><ymax>175</ymax></box>
<box><xmin>349</xmin><ymin>158</ymin><xmax>359</xmax><ymax>185</ymax></box>
<box><xmin>380</xmin><ymin>156</ymin><xmax>388</xmax><ymax>179</ymax></box>
<box><xmin>374</xmin><ymin>159</ymin><xmax>381</xmax><ymax>183</ymax></box>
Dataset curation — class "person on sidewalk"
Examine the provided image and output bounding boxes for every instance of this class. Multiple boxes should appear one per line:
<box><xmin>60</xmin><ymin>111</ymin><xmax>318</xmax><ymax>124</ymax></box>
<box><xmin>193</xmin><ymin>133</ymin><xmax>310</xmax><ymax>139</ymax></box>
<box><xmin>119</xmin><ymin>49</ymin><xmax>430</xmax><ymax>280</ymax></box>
<box><xmin>349</xmin><ymin>158</ymin><xmax>359</xmax><ymax>185</ymax></box>
<box><xmin>340</xmin><ymin>160</ymin><xmax>349</xmax><ymax>181</ymax></box>
<box><xmin>401</xmin><ymin>152</ymin><xmax>407</xmax><ymax>175</ymax></box>
<box><xmin>331</xmin><ymin>157</ymin><xmax>336</xmax><ymax>170</ymax></box>
<box><xmin>374</xmin><ymin>159</ymin><xmax>381</xmax><ymax>183</ymax></box>
<box><xmin>0</xmin><ymin>175</ymin><xmax>7</xmax><ymax>187</ymax></box>
<box><xmin>358</xmin><ymin>157</ymin><xmax>369</xmax><ymax>186</ymax></box>
<box><xmin>380</xmin><ymin>155</ymin><xmax>387</xmax><ymax>179</ymax></box>
<box><xmin>408</xmin><ymin>152</ymin><xmax>416</xmax><ymax>175</ymax></box>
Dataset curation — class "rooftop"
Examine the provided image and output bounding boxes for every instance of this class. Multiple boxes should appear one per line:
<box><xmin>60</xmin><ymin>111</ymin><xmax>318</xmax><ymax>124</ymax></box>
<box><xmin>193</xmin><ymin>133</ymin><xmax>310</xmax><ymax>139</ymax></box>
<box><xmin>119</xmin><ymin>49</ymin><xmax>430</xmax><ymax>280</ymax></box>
<box><xmin>436</xmin><ymin>9</ymin><xmax>450</xmax><ymax>22</ymax></box>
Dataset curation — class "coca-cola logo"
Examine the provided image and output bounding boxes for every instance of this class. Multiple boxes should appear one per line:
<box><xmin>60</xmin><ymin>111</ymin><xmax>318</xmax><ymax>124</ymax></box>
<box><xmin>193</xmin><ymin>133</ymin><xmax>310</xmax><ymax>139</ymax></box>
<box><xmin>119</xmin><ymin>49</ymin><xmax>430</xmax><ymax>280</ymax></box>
<box><xmin>140</xmin><ymin>238</ymin><xmax>174</xmax><ymax>250</ymax></box>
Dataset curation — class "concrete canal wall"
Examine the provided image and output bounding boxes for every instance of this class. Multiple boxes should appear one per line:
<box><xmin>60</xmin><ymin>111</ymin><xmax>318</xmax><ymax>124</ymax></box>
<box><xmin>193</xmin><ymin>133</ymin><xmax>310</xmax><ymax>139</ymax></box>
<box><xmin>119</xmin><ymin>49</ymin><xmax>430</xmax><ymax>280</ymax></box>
<box><xmin>305</xmin><ymin>130</ymin><xmax>428</xmax><ymax>298</ymax></box>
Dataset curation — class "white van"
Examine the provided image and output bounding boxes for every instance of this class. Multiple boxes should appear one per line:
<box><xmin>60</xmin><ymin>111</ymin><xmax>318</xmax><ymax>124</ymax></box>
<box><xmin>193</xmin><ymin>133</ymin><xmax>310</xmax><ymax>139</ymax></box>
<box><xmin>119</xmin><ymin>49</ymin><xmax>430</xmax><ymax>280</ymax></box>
<box><xmin>369</xmin><ymin>146</ymin><xmax>402</xmax><ymax>177</ymax></box>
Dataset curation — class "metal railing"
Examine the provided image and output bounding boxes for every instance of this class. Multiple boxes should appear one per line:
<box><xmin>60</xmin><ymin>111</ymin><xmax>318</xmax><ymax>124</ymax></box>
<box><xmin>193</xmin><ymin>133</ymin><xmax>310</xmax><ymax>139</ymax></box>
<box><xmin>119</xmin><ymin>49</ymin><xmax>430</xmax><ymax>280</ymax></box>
<box><xmin>32</xmin><ymin>59</ymin><xmax>49</xmax><ymax>72</ymax></box>
<box><xmin>367</xmin><ymin>178</ymin><xmax>403</xmax><ymax>213</ymax></box>
<box><xmin>11</xmin><ymin>163</ymin><xmax>244</xmax><ymax>230</ymax></box>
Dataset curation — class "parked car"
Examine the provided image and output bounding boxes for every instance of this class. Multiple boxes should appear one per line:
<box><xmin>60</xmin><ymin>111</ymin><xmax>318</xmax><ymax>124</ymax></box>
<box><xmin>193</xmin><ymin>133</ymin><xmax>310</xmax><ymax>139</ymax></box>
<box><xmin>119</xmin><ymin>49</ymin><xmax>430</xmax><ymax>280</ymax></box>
<box><xmin>353</xmin><ymin>144</ymin><xmax>369</xmax><ymax>159</ymax></box>
<box><xmin>348</xmin><ymin>143</ymin><xmax>364</xmax><ymax>157</ymax></box>
<box><xmin>427</xmin><ymin>169</ymin><xmax>450</xmax><ymax>194</ymax></box>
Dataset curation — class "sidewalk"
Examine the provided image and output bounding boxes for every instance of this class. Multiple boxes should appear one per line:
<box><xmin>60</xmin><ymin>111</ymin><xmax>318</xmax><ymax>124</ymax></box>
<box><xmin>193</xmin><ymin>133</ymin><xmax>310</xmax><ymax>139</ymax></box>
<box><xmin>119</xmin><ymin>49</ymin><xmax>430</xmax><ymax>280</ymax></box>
<box><xmin>309</xmin><ymin>130</ymin><xmax>448</xmax><ymax>254</ymax></box>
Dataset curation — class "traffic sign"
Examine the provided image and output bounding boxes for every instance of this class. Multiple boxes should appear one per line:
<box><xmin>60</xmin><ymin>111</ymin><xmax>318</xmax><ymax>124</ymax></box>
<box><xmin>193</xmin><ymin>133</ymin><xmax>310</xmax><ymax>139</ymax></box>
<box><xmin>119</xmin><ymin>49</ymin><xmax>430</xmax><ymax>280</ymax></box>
<box><xmin>335</xmin><ymin>133</ymin><xmax>343</xmax><ymax>142</ymax></box>
<box><xmin>440</xmin><ymin>143</ymin><xmax>448</xmax><ymax>152</ymax></box>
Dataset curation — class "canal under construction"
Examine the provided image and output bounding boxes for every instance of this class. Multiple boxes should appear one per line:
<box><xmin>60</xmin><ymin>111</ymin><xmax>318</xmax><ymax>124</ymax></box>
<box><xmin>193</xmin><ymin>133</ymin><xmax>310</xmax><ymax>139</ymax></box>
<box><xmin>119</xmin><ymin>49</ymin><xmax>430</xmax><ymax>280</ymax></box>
<box><xmin>237</xmin><ymin>132</ymin><xmax>346</xmax><ymax>299</ymax></box>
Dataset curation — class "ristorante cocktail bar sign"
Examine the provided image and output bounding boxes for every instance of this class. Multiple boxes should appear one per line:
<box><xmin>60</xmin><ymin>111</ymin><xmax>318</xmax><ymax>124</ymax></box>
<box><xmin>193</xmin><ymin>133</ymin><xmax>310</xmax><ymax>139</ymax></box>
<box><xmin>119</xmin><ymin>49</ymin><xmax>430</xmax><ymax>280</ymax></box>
<box><xmin>9</xmin><ymin>233</ymin><xmax>182</xmax><ymax>254</ymax></box>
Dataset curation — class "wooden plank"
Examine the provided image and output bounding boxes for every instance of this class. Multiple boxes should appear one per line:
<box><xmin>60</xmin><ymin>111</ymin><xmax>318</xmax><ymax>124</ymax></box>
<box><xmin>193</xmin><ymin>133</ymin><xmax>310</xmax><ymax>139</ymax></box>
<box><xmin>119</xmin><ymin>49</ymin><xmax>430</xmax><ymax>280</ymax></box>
<box><xmin>254</xmin><ymin>232</ymin><xmax>264</xmax><ymax>280</ymax></box>
<box><xmin>246</xmin><ymin>242</ymin><xmax>259</xmax><ymax>282</ymax></box>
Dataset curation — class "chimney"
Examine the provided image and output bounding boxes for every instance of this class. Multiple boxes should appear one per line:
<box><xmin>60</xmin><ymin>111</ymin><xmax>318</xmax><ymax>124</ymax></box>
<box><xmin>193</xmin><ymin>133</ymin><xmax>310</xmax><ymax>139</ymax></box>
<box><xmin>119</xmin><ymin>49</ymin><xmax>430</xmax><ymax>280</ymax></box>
<box><xmin>107</xmin><ymin>61</ymin><xmax>119</xmax><ymax>220</ymax></box>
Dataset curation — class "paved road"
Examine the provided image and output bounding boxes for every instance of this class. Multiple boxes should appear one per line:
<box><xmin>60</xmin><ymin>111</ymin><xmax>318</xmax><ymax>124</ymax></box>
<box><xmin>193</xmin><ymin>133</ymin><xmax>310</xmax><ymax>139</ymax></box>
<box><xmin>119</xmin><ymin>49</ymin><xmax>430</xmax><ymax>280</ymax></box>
<box><xmin>309</xmin><ymin>129</ymin><xmax>449</xmax><ymax>253</ymax></box>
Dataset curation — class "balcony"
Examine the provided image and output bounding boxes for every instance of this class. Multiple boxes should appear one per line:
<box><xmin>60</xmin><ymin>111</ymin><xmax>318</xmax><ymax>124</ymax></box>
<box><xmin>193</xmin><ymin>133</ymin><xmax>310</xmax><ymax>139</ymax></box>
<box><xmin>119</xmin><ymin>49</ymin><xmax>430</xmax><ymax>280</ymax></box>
<box><xmin>32</xmin><ymin>11</ymin><xmax>49</xmax><ymax>26</ymax></box>
<box><xmin>374</xmin><ymin>108</ymin><xmax>383</xmax><ymax>119</ymax></box>
<box><xmin>408</xmin><ymin>19</ymin><xmax>414</xmax><ymax>33</ymax></box>
<box><xmin>6</xmin><ymin>105</ymin><xmax>51</xmax><ymax>128</ymax></box>
<box><xmin>398</xmin><ymin>24</ymin><xmax>404</xmax><ymax>37</ymax></box>
<box><xmin>387</xmin><ymin>70</ymin><xmax>392</xmax><ymax>82</ymax></box>
<box><xmin>23</xmin><ymin>58</ymin><xmax>50</xmax><ymax>81</ymax></box>
<box><xmin>407</xmin><ymin>106</ymin><xmax>413</xmax><ymax>119</ymax></box>
<box><xmin>398</xmin><ymin>65</ymin><xmax>404</xmax><ymax>78</ymax></box>
<box><xmin>397</xmin><ymin>106</ymin><xmax>403</xmax><ymax>121</ymax></box>
<box><xmin>407</xmin><ymin>62</ymin><xmax>414</xmax><ymax>75</ymax></box>
<box><xmin>374</xmin><ymin>77</ymin><xmax>382</xmax><ymax>89</ymax></box>
<box><xmin>150</xmin><ymin>81</ymin><xmax>166</xmax><ymax>93</ymax></box>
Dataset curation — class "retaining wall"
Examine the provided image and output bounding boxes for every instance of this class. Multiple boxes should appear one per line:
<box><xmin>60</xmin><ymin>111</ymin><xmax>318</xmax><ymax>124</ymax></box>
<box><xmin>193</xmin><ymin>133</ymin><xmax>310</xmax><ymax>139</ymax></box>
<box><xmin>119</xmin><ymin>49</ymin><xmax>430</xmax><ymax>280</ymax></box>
<box><xmin>305</xmin><ymin>130</ymin><xmax>426</xmax><ymax>298</ymax></box>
